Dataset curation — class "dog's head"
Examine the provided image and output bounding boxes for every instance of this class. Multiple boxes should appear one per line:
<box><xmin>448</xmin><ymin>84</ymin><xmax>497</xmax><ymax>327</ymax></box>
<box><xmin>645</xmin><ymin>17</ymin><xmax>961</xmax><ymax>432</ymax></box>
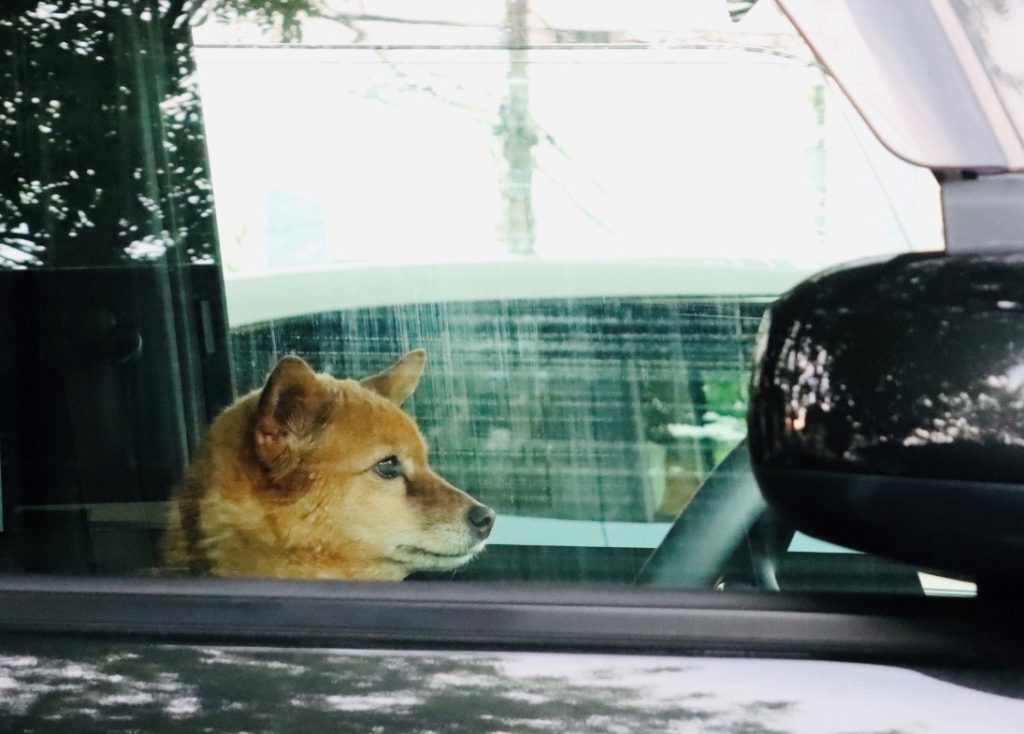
<box><xmin>251</xmin><ymin>350</ymin><xmax>495</xmax><ymax>579</ymax></box>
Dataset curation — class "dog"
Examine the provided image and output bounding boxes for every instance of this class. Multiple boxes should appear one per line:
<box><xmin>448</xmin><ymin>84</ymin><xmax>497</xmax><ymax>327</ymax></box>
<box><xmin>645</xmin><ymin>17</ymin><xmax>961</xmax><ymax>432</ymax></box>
<box><xmin>161</xmin><ymin>349</ymin><xmax>495</xmax><ymax>580</ymax></box>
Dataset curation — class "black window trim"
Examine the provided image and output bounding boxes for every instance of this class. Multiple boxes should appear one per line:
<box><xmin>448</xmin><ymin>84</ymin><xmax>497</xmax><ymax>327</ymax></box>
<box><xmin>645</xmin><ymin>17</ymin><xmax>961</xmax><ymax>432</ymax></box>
<box><xmin>0</xmin><ymin>575</ymin><xmax>1021</xmax><ymax>666</ymax></box>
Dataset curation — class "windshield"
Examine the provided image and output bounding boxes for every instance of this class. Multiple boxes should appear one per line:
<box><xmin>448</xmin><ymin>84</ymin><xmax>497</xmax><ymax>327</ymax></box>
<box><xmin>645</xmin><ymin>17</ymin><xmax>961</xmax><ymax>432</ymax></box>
<box><xmin>0</xmin><ymin>0</ymin><xmax>960</xmax><ymax>595</ymax></box>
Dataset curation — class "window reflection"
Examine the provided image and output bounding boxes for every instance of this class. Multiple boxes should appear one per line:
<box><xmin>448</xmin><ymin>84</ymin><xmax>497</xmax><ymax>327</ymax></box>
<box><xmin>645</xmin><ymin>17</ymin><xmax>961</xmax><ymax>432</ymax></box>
<box><xmin>0</xmin><ymin>2</ymin><xmax>946</xmax><ymax>592</ymax></box>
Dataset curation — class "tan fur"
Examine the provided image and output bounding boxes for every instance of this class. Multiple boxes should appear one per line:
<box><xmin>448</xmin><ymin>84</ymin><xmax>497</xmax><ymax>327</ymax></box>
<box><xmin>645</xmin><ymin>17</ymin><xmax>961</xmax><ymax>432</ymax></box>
<box><xmin>162</xmin><ymin>350</ymin><xmax>494</xmax><ymax>580</ymax></box>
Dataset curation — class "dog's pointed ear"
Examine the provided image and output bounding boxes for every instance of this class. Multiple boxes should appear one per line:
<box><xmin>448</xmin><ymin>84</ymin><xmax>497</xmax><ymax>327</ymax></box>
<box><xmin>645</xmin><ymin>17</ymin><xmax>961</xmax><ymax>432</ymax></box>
<box><xmin>254</xmin><ymin>356</ymin><xmax>328</xmax><ymax>470</ymax></box>
<box><xmin>360</xmin><ymin>349</ymin><xmax>427</xmax><ymax>405</ymax></box>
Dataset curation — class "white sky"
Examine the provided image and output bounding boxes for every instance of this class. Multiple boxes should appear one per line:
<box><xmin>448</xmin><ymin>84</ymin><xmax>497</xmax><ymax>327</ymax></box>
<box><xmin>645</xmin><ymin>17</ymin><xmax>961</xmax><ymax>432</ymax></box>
<box><xmin>192</xmin><ymin>1</ymin><xmax>942</xmax><ymax>278</ymax></box>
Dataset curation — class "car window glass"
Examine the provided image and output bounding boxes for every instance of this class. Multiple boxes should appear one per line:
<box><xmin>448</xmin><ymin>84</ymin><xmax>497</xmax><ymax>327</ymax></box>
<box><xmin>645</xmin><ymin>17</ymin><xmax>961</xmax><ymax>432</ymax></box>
<box><xmin>0</xmin><ymin>1</ymin><xmax>958</xmax><ymax>594</ymax></box>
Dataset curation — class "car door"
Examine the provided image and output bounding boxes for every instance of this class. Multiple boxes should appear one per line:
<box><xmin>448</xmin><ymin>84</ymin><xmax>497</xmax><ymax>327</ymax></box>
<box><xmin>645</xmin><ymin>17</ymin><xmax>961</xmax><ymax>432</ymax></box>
<box><xmin>1</xmin><ymin>2</ymin><xmax>1023</xmax><ymax>732</ymax></box>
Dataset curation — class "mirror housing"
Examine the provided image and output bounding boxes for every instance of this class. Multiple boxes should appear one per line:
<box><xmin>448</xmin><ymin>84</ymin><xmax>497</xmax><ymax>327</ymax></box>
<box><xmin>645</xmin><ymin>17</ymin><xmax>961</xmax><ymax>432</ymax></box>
<box><xmin>748</xmin><ymin>252</ymin><xmax>1024</xmax><ymax>584</ymax></box>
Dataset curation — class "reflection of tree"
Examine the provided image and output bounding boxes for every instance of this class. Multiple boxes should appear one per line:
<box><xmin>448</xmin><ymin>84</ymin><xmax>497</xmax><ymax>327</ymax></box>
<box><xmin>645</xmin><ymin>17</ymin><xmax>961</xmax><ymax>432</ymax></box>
<box><xmin>0</xmin><ymin>1</ymin><xmax>619</xmax><ymax>268</ymax></box>
<box><xmin>953</xmin><ymin>0</ymin><xmax>1024</xmax><ymax>96</ymax></box>
<box><xmin>1</xmin><ymin>1</ymin><xmax>813</xmax><ymax>269</ymax></box>
<box><xmin>0</xmin><ymin>638</ymin><xmax>802</xmax><ymax>733</ymax></box>
<box><xmin>186</xmin><ymin>0</ymin><xmax>313</xmax><ymax>42</ymax></box>
<box><xmin>0</xmin><ymin>1</ymin><xmax>219</xmax><ymax>269</ymax></box>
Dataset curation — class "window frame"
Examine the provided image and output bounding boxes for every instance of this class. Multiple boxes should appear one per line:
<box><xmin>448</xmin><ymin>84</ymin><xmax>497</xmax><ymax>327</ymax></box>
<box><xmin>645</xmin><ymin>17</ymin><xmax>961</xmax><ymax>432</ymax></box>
<box><xmin>0</xmin><ymin>574</ymin><xmax>1017</xmax><ymax>666</ymax></box>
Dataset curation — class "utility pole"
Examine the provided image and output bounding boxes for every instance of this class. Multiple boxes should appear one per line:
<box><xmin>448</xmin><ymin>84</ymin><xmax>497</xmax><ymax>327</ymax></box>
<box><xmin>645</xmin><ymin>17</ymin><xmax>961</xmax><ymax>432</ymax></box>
<box><xmin>496</xmin><ymin>0</ymin><xmax>537</xmax><ymax>255</ymax></box>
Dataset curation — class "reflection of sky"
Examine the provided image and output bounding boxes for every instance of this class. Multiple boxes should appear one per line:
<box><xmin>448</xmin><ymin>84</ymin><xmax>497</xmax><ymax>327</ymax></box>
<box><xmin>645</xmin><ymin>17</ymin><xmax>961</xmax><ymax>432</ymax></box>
<box><xmin>195</xmin><ymin>42</ymin><xmax>941</xmax><ymax>276</ymax></box>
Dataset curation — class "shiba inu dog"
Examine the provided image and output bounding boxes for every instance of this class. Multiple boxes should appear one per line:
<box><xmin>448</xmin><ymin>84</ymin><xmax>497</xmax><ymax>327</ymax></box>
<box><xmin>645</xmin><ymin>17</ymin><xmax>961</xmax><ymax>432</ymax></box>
<box><xmin>162</xmin><ymin>350</ymin><xmax>495</xmax><ymax>580</ymax></box>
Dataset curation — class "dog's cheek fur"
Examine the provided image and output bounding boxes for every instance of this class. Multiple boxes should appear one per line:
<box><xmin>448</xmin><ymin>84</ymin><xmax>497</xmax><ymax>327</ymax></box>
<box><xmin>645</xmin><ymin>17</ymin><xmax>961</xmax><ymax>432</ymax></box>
<box><xmin>309</xmin><ymin>472</ymin><xmax>478</xmax><ymax>563</ymax></box>
<box><xmin>320</xmin><ymin>477</ymin><xmax>428</xmax><ymax>551</ymax></box>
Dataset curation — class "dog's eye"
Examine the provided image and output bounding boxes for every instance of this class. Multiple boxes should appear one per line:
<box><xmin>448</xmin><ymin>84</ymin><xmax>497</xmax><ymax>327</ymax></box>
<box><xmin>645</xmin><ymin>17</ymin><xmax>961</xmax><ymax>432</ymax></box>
<box><xmin>374</xmin><ymin>455</ymin><xmax>404</xmax><ymax>480</ymax></box>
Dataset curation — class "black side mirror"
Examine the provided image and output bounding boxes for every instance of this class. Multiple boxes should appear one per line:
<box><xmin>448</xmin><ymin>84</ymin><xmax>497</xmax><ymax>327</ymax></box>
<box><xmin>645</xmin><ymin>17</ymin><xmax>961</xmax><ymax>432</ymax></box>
<box><xmin>748</xmin><ymin>252</ymin><xmax>1024</xmax><ymax>588</ymax></box>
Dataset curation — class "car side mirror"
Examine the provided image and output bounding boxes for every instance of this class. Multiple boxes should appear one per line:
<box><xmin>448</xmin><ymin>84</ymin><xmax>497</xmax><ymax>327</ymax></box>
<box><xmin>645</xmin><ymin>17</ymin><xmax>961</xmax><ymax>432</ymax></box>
<box><xmin>748</xmin><ymin>252</ymin><xmax>1024</xmax><ymax>590</ymax></box>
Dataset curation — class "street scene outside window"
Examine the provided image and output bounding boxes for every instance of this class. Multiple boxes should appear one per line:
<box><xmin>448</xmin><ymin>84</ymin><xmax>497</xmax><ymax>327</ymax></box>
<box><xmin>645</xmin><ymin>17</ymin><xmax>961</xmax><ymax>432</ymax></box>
<box><xmin>0</xmin><ymin>0</ymin><xmax>962</xmax><ymax>594</ymax></box>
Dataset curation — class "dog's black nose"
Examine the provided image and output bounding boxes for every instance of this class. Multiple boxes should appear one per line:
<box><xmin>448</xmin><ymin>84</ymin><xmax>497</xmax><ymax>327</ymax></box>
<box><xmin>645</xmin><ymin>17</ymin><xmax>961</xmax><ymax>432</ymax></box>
<box><xmin>466</xmin><ymin>505</ymin><xmax>496</xmax><ymax>539</ymax></box>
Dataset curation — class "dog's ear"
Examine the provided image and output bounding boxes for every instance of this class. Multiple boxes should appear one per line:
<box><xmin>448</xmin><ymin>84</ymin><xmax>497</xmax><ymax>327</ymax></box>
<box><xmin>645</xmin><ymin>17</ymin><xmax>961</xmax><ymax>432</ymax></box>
<box><xmin>360</xmin><ymin>349</ymin><xmax>427</xmax><ymax>405</ymax></box>
<box><xmin>254</xmin><ymin>356</ymin><xmax>328</xmax><ymax>471</ymax></box>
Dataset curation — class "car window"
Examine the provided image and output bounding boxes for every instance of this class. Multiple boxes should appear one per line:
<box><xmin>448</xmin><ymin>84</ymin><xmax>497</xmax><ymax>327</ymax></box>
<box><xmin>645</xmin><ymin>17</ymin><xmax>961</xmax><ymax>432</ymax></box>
<box><xmin>0</xmin><ymin>1</ymin><xmax>957</xmax><ymax>594</ymax></box>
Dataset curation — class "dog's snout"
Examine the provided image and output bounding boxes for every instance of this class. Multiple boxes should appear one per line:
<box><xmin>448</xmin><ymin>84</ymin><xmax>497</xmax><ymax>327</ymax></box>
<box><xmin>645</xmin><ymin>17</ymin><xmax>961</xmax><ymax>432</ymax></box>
<box><xmin>466</xmin><ymin>505</ymin><xmax>496</xmax><ymax>539</ymax></box>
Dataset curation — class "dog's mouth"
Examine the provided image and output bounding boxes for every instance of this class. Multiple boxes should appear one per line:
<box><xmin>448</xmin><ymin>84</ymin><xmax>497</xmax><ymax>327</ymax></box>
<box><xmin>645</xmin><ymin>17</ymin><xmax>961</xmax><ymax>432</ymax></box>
<box><xmin>397</xmin><ymin>545</ymin><xmax>470</xmax><ymax>559</ymax></box>
<box><xmin>394</xmin><ymin>541</ymin><xmax>485</xmax><ymax>570</ymax></box>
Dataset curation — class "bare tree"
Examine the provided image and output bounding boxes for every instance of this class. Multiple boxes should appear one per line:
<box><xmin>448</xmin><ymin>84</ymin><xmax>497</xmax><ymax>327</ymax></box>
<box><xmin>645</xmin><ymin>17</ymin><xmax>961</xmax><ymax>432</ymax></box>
<box><xmin>0</xmin><ymin>0</ymin><xmax>618</xmax><ymax>269</ymax></box>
